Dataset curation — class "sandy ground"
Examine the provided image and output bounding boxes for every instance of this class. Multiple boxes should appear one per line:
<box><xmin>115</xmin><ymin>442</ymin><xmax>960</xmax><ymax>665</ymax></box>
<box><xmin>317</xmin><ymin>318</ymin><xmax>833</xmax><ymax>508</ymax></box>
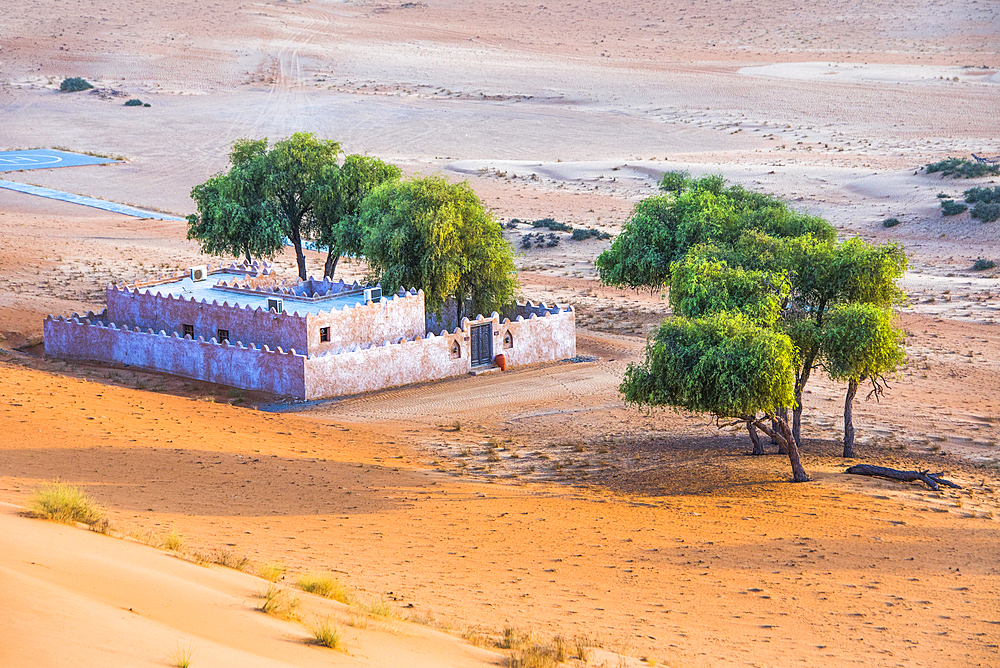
<box><xmin>2</xmin><ymin>0</ymin><xmax>1000</xmax><ymax>666</ymax></box>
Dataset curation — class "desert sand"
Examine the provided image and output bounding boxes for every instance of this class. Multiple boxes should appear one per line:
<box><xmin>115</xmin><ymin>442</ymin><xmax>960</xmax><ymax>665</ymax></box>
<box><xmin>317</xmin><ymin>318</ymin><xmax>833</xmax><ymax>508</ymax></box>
<box><xmin>1</xmin><ymin>0</ymin><xmax>1000</xmax><ymax>666</ymax></box>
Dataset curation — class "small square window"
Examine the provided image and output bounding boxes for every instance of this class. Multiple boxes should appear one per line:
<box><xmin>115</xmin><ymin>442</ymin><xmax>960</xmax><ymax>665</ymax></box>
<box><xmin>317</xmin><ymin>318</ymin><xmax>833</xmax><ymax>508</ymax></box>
<box><xmin>217</xmin><ymin>329</ymin><xmax>229</xmax><ymax>343</ymax></box>
<box><xmin>182</xmin><ymin>324</ymin><xmax>194</xmax><ymax>339</ymax></box>
<box><xmin>320</xmin><ymin>327</ymin><xmax>330</xmax><ymax>343</ymax></box>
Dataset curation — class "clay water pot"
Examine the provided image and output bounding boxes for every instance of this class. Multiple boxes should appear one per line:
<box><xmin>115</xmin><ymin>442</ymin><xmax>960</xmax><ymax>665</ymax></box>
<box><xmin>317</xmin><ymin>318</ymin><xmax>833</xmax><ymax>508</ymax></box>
<box><xmin>495</xmin><ymin>353</ymin><xmax>507</xmax><ymax>371</ymax></box>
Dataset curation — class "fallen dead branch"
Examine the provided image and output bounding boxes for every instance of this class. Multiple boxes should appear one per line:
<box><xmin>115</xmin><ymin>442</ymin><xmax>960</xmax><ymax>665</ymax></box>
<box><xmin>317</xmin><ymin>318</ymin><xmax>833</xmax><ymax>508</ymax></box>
<box><xmin>846</xmin><ymin>464</ymin><xmax>961</xmax><ymax>491</ymax></box>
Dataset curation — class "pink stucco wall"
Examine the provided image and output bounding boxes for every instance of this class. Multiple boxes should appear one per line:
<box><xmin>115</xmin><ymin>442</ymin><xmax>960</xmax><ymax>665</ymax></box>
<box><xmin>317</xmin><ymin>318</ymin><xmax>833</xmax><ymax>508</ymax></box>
<box><xmin>106</xmin><ymin>285</ymin><xmax>425</xmax><ymax>356</ymax></box>
<box><xmin>44</xmin><ymin>300</ymin><xmax>576</xmax><ymax>400</ymax></box>
<box><xmin>43</xmin><ymin>315</ymin><xmax>306</xmax><ymax>396</ymax></box>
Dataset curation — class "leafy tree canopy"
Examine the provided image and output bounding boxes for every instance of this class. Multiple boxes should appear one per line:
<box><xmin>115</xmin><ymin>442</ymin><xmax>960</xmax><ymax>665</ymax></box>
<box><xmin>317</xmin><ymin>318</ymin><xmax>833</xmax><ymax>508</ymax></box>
<box><xmin>621</xmin><ymin>312</ymin><xmax>796</xmax><ymax>418</ymax></box>
<box><xmin>668</xmin><ymin>254</ymin><xmax>788</xmax><ymax>328</ymax></box>
<box><xmin>186</xmin><ymin>143</ymin><xmax>285</xmax><ymax>264</ymax></box>
<box><xmin>312</xmin><ymin>154</ymin><xmax>402</xmax><ymax>278</ymax></box>
<box><xmin>821</xmin><ymin>304</ymin><xmax>905</xmax><ymax>384</ymax></box>
<box><xmin>360</xmin><ymin>175</ymin><xmax>518</xmax><ymax>318</ymax></box>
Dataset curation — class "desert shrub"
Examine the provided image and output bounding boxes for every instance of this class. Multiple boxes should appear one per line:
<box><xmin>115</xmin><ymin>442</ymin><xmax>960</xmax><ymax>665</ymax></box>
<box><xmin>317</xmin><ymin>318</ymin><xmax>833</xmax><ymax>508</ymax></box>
<box><xmin>972</xmin><ymin>258</ymin><xmax>996</xmax><ymax>271</ymax></box>
<box><xmin>571</xmin><ymin>228</ymin><xmax>612</xmax><ymax>241</ymax></box>
<box><xmin>297</xmin><ymin>573</ymin><xmax>353</xmax><ymax>604</ymax></box>
<box><xmin>124</xmin><ymin>98</ymin><xmax>143</xmax><ymax>106</ymax></box>
<box><xmin>658</xmin><ymin>169</ymin><xmax>691</xmax><ymax>194</ymax></box>
<box><xmin>507</xmin><ymin>644</ymin><xmax>560</xmax><ymax>668</ymax></box>
<box><xmin>926</xmin><ymin>157</ymin><xmax>1000</xmax><ymax>178</ymax></box>
<box><xmin>964</xmin><ymin>186</ymin><xmax>1000</xmax><ymax>204</ymax></box>
<box><xmin>60</xmin><ymin>77</ymin><xmax>93</xmax><ymax>92</ymax></box>
<box><xmin>360</xmin><ymin>599</ymin><xmax>394</xmax><ymax>618</ymax></box>
<box><xmin>936</xmin><ymin>192</ymin><xmax>949</xmax><ymax>198</ymax></box>
<box><xmin>940</xmin><ymin>200</ymin><xmax>967</xmax><ymax>216</ymax></box>
<box><xmin>520</xmin><ymin>234</ymin><xmax>534</xmax><ymax>249</ymax></box>
<box><xmin>531</xmin><ymin>218</ymin><xmax>572</xmax><ymax>232</ymax></box>
<box><xmin>971</xmin><ymin>201</ymin><xmax>1000</xmax><ymax>223</ymax></box>
<box><xmin>310</xmin><ymin>619</ymin><xmax>344</xmax><ymax>649</ymax></box>
<box><xmin>881</xmin><ymin>217</ymin><xmax>902</xmax><ymax>228</ymax></box>
<box><xmin>506</xmin><ymin>219</ymin><xmax>521</xmax><ymax>229</ymax></box>
<box><xmin>29</xmin><ymin>483</ymin><xmax>107</xmax><ymax>530</ymax></box>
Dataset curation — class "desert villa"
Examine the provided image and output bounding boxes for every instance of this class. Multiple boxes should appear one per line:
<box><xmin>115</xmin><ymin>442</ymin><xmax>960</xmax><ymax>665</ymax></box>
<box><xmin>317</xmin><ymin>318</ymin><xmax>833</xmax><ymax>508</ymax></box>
<box><xmin>43</xmin><ymin>262</ymin><xmax>576</xmax><ymax>399</ymax></box>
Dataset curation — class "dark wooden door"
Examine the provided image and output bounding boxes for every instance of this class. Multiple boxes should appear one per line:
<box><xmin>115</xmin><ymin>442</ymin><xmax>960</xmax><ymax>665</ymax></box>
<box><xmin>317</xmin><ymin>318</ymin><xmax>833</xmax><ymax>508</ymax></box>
<box><xmin>470</xmin><ymin>323</ymin><xmax>493</xmax><ymax>367</ymax></box>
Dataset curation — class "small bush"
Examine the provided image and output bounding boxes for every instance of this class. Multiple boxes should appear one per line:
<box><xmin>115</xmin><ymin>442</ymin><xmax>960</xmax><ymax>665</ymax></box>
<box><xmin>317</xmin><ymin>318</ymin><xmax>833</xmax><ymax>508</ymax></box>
<box><xmin>259</xmin><ymin>585</ymin><xmax>300</xmax><ymax>620</ymax></box>
<box><xmin>143</xmin><ymin>103</ymin><xmax>151</xmax><ymax>107</ymax></box>
<box><xmin>881</xmin><ymin>217</ymin><xmax>902</xmax><ymax>228</ymax></box>
<box><xmin>311</xmin><ymin>619</ymin><xmax>344</xmax><ymax>649</ymax></box>
<box><xmin>531</xmin><ymin>218</ymin><xmax>572</xmax><ymax>232</ymax></box>
<box><xmin>360</xmin><ymin>599</ymin><xmax>394</xmax><ymax>618</ymax></box>
<box><xmin>940</xmin><ymin>200</ymin><xmax>968</xmax><ymax>216</ymax></box>
<box><xmin>169</xmin><ymin>643</ymin><xmax>194</xmax><ymax>668</ymax></box>
<box><xmin>964</xmin><ymin>186</ymin><xmax>1000</xmax><ymax>204</ymax></box>
<box><xmin>971</xmin><ymin>201</ymin><xmax>1000</xmax><ymax>223</ymax></box>
<box><xmin>926</xmin><ymin>157</ymin><xmax>1000</xmax><ymax>178</ymax></box>
<box><xmin>124</xmin><ymin>98</ymin><xmax>143</xmax><ymax>106</ymax></box>
<box><xmin>506</xmin><ymin>219</ymin><xmax>521</xmax><ymax>229</ymax></box>
<box><xmin>570</xmin><ymin>228</ymin><xmax>612</xmax><ymax>241</ymax></box>
<box><xmin>297</xmin><ymin>573</ymin><xmax>352</xmax><ymax>604</ymax></box>
<box><xmin>658</xmin><ymin>169</ymin><xmax>690</xmax><ymax>194</ymax></box>
<box><xmin>60</xmin><ymin>77</ymin><xmax>93</xmax><ymax>92</ymax></box>
<box><xmin>972</xmin><ymin>258</ymin><xmax>996</xmax><ymax>271</ymax></box>
<box><xmin>29</xmin><ymin>483</ymin><xmax>107</xmax><ymax>529</ymax></box>
<box><xmin>507</xmin><ymin>644</ymin><xmax>560</xmax><ymax>668</ymax></box>
<box><xmin>258</xmin><ymin>562</ymin><xmax>286</xmax><ymax>582</ymax></box>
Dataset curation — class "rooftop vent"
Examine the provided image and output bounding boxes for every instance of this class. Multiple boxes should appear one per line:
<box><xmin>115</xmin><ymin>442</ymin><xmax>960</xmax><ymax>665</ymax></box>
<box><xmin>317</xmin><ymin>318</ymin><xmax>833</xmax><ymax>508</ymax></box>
<box><xmin>267</xmin><ymin>297</ymin><xmax>283</xmax><ymax>314</ymax></box>
<box><xmin>190</xmin><ymin>265</ymin><xmax>208</xmax><ymax>282</ymax></box>
<box><xmin>364</xmin><ymin>287</ymin><xmax>382</xmax><ymax>304</ymax></box>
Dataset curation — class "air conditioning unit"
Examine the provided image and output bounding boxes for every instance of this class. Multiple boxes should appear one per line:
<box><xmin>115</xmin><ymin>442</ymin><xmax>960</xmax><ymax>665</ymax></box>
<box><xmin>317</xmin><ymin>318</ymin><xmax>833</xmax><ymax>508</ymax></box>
<box><xmin>189</xmin><ymin>265</ymin><xmax>208</xmax><ymax>282</ymax></box>
<box><xmin>267</xmin><ymin>297</ymin><xmax>283</xmax><ymax>314</ymax></box>
<box><xmin>364</xmin><ymin>287</ymin><xmax>382</xmax><ymax>304</ymax></box>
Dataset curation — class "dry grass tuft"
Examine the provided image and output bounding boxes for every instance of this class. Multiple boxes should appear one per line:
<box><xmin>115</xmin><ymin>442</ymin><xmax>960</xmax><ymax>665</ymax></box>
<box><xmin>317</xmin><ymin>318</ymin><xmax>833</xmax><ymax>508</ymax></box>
<box><xmin>297</xmin><ymin>573</ymin><xmax>353</xmax><ymax>604</ymax></box>
<box><xmin>161</xmin><ymin>531</ymin><xmax>184</xmax><ymax>552</ymax></box>
<box><xmin>310</xmin><ymin>618</ymin><xmax>344</xmax><ymax>649</ymax></box>
<box><xmin>212</xmin><ymin>548</ymin><xmax>250</xmax><ymax>571</ymax></box>
<box><xmin>259</xmin><ymin>585</ymin><xmax>300</xmax><ymax>620</ymax></box>
<box><xmin>258</xmin><ymin>562</ymin><xmax>286</xmax><ymax>582</ymax></box>
<box><xmin>28</xmin><ymin>482</ymin><xmax>110</xmax><ymax>532</ymax></box>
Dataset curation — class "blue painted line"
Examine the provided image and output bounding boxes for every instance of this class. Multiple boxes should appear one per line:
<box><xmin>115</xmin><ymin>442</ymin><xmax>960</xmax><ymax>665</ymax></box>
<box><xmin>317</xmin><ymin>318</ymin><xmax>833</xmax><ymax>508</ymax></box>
<box><xmin>0</xmin><ymin>149</ymin><xmax>119</xmax><ymax>172</ymax></box>
<box><xmin>0</xmin><ymin>179</ymin><xmax>185</xmax><ymax>220</ymax></box>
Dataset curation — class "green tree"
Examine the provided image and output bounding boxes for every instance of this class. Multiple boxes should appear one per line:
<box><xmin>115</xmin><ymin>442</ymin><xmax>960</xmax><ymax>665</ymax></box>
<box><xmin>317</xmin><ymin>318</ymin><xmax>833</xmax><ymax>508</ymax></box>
<box><xmin>821</xmin><ymin>304</ymin><xmax>906</xmax><ymax>457</ymax></box>
<box><xmin>186</xmin><ymin>142</ymin><xmax>285</xmax><ymax>264</ymax></box>
<box><xmin>621</xmin><ymin>313</ymin><xmax>809</xmax><ymax>482</ymax></box>
<box><xmin>668</xmin><ymin>254</ymin><xmax>789</xmax><ymax>328</ymax></box>
<box><xmin>263</xmin><ymin>133</ymin><xmax>342</xmax><ymax>280</ymax></box>
<box><xmin>312</xmin><ymin>154</ymin><xmax>401</xmax><ymax>279</ymax></box>
<box><xmin>187</xmin><ymin>134</ymin><xmax>342</xmax><ymax>278</ymax></box>
<box><xmin>360</xmin><ymin>176</ymin><xmax>519</xmax><ymax>319</ymax></box>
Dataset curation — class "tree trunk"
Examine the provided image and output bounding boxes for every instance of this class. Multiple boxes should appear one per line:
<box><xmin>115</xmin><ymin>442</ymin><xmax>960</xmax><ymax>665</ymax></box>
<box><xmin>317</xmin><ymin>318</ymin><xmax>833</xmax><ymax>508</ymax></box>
<box><xmin>846</xmin><ymin>464</ymin><xmax>960</xmax><ymax>490</ymax></box>
<box><xmin>243</xmin><ymin>244</ymin><xmax>253</xmax><ymax>266</ymax></box>
<box><xmin>289</xmin><ymin>223</ymin><xmax>307</xmax><ymax>280</ymax></box>
<box><xmin>324</xmin><ymin>251</ymin><xmax>340</xmax><ymax>280</ymax></box>
<box><xmin>792</xmin><ymin>343</ymin><xmax>819</xmax><ymax>449</ymax></box>
<box><xmin>753</xmin><ymin>416</ymin><xmax>811</xmax><ymax>482</ymax></box>
<box><xmin>843</xmin><ymin>379</ymin><xmax>859</xmax><ymax>458</ymax></box>
<box><xmin>772</xmin><ymin>408</ymin><xmax>788</xmax><ymax>453</ymax></box>
<box><xmin>747</xmin><ymin>421</ymin><xmax>764</xmax><ymax>455</ymax></box>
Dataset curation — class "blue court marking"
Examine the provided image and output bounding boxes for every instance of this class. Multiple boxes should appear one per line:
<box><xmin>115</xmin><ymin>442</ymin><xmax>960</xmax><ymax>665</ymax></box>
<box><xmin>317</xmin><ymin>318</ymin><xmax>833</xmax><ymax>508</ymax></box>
<box><xmin>0</xmin><ymin>180</ymin><xmax>184</xmax><ymax>220</ymax></box>
<box><xmin>0</xmin><ymin>149</ymin><xmax>119</xmax><ymax>172</ymax></box>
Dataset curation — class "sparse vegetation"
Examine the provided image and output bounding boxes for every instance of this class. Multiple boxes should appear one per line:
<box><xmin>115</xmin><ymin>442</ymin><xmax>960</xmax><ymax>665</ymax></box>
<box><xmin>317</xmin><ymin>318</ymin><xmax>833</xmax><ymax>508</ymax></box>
<box><xmin>259</xmin><ymin>585</ymin><xmax>300</xmax><ymax>620</ymax></box>
<box><xmin>28</xmin><ymin>482</ymin><xmax>108</xmax><ymax>531</ymax></box>
<box><xmin>973</xmin><ymin>258</ymin><xmax>997</xmax><ymax>271</ymax></box>
<box><xmin>169</xmin><ymin>643</ymin><xmax>194</xmax><ymax>668</ymax></box>
<box><xmin>124</xmin><ymin>98</ymin><xmax>144</xmax><ymax>106</ymax></box>
<box><xmin>60</xmin><ymin>77</ymin><xmax>93</xmax><ymax>92</ymax></box>
<box><xmin>571</xmin><ymin>227</ymin><xmax>611</xmax><ymax>241</ymax></box>
<box><xmin>310</xmin><ymin>618</ymin><xmax>344</xmax><ymax>649</ymax></box>
<box><xmin>926</xmin><ymin>157</ymin><xmax>1000</xmax><ymax>178</ymax></box>
<box><xmin>297</xmin><ymin>573</ymin><xmax>353</xmax><ymax>604</ymax></box>
<box><xmin>881</xmin><ymin>217</ymin><xmax>902</xmax><ymax>228</ymax></box>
